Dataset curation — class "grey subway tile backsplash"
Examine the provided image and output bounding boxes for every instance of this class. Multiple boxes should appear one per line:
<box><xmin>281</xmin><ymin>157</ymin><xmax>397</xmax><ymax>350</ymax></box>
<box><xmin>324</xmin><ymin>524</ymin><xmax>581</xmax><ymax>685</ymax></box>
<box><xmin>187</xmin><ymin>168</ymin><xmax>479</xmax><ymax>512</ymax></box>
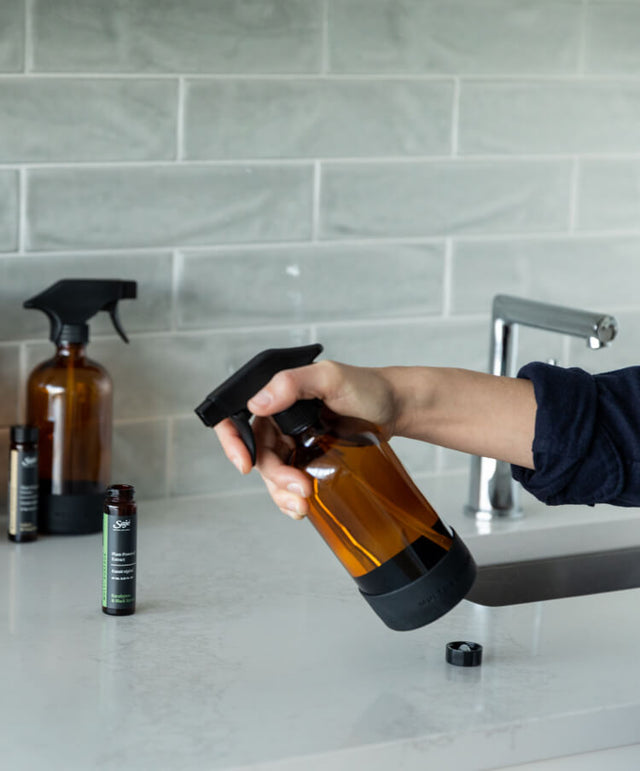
<box><xmin>112</xmin><ymin>420</ymin><xmax>170</xmax><ymax>500</ymax></box>
<box><xmin>459</xmin><ymin>80</ymin><xmax>640</xmax><ymax>155</ymax></box>
<box><xmin>184</xmin><ymin>79</ymin><xmax>454</xmax><ymax>160</ymax></box>
<box><xmin>0</xmin><ymin>347</ymin><xmax>20</xmax><ymax>425</ymax></box>
<box><xmin>0</xmin><ymin>171</ymin><xmax>18</xmax><ymax>252</ymax></box>
<box><xmin>175</xmin><ymin>244</ymin><xmax>445</xmax><ymax>329</ymax></box>
<box><xmin>451</xmin><ymin>238</ymin><xmax>640</xmax><ymax>316</ymax></box>
<box><xmin>26</xmin><ymin>165</ymin><xmax>313</xmax><ymax>250</ymax></box>
<box><xmin>577</xmin><ymin>160</ymin><xmax>640</xmax><ymax>232</ymax></box>
<box><xmin>584</xmin><ymin>2</ymin><xmax>640</xmax><ymax>74</ymax></box>
<box><xmin>320</xmin><ymin>160</ymin><xmax>572</xmax><ymax>239</ymax></box>
<box><xmin>32</xmin><ymin>0</ymin><xmax>322</xmax><ymax>73</ymax></box>
<box><xmin>0</xmin><ymin>79</ymin><xmax>178</xmax><ymax>163</ymax></box>
<box><xmin>170</xmin><ymin>415</ymin><xmax>264</xmax><ymax>498</ymax></box>
<box><xmin>1</xmin><ymin>253</ymin><xmax>173</xmax><ymax>341</ymax></box>
<box><xmin>316</xmin><ymin>319</ymin><xmax>488</xmax><ymax>371</ymax></box>
<box><xmin>66</xmin><ymin>328</ymin><xmax>311</xmax><ymax>421</ymax></box>
<box><xmin>0</xmin><ymin>0</ymin><xmax>24</xmax><ymax>72</ymax></box>
<box><xmin>3</xmin><ymin>1</ymin><xmax>640</xmax><ymax>504</ymax></box>
<box><xmin>328</xmin><ymin>0</ymin><xmax>582</xmax><ymax>74</ymax></box>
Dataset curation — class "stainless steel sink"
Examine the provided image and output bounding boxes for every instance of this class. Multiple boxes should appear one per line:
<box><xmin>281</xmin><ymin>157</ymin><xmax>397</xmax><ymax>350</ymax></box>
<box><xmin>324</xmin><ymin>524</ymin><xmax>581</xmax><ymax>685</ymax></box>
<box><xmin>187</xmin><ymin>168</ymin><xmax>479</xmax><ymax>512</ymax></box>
<box><xmin>467</xmin><ymin>545</ymin><xmax>640</xmax><ymax>606</ymax></box>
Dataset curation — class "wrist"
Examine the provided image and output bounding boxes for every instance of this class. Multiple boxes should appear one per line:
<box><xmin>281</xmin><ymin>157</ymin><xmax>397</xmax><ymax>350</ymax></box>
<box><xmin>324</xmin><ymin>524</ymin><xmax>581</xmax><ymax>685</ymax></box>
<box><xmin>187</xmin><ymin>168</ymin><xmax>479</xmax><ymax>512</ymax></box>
<box><xmin>376</xmin><ymin>366</ymin><xmax>437</xmax><ymax>439</ymax></box>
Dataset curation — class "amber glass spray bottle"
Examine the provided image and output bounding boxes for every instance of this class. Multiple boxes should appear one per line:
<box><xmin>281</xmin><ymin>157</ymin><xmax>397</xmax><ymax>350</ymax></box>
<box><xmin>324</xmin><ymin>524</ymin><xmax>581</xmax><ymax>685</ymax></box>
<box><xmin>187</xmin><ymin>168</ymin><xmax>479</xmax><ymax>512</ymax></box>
<box><xmin>24</xmin><ymin>279</ymin><xmax>137</xmax><ymax>535</ymax></box>
<box><xmin>196</xmin><ymin>345</ymin><xmax>476</xmax><ymax>631</ymax></box>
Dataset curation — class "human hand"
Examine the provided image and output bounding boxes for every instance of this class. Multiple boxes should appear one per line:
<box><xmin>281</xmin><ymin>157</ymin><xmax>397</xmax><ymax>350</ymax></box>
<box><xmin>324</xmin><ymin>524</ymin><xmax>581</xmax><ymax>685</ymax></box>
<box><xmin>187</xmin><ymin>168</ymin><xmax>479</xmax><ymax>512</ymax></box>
<box><xmin>214</xmin><ymin>360</ymin><xmax>401</xmax><ymax>519</ymax></box>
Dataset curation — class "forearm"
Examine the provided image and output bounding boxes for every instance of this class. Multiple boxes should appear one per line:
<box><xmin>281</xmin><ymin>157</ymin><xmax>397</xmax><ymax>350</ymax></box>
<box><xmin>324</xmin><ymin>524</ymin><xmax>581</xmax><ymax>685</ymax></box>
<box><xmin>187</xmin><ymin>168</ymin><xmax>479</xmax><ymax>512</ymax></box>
<box><xmin>381</xmin><ymin>366</ymin><xmax>537</xmax><ymax>469</ymax></box>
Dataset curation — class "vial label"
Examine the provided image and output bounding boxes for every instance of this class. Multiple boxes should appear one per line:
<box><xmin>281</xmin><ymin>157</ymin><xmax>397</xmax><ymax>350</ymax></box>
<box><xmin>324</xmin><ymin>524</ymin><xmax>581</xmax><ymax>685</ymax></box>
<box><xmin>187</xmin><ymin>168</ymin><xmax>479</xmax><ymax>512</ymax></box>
<box><xmin>8</xmin><ymin>448</ymin><xmax>39</xmax><ymax>537</ymax></box>
<box><xmin>102</xmin><ymin>512</ymin><xmax>137</xmax><ymax>612</ymax></box>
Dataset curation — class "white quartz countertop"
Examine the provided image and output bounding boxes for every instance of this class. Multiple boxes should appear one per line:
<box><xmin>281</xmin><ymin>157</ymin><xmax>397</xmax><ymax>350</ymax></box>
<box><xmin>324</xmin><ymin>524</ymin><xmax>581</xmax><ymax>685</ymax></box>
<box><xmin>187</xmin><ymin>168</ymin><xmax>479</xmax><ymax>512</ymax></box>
<box><xmin>2</xmin><ymin>484</ymin><xmax>640</xmax><ymax>770</ymax></box>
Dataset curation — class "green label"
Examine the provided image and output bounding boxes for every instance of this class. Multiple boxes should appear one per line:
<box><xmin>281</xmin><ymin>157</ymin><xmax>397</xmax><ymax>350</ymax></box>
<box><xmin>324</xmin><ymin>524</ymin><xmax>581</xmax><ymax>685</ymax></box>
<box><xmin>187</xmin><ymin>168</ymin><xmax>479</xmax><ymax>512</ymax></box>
<box><xmin>102</xmin><ymin>513</ymin><xmax>108</xmax><ymax>607</ymax></box>
<box><xmin>102</xmin><ymin>511</ymin><xmax>137</xmax><ymax>611</ymax></box>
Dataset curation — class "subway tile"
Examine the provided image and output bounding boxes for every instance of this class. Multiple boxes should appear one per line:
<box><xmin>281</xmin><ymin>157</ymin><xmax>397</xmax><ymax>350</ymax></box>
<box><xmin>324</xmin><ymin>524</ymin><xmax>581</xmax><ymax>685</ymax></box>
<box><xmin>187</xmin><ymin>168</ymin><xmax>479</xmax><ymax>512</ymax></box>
<box><xmin>0</xmin><ymin>253</ymin><xmax>173</xmax><ymax>342</ymax></box>
<box><xmin>176</xmin><ymin>244</ymin><xmax>445</xmax><ymax>329</ymax></box>
<box><xmin>320</xmin><ymin>160</ymin><xmax>572</xmax><ymax>239</ymax></box>
<box><xmin>585</xmin><ymin>3</ymin><xmax>640</xmax><ymax>74</ymax></box>
<box><xmin>0</xmin><ymin>78</ymin><xmax>177</xmax><ymax>162</ymax></box>
<box><xmin>388</xmin><ymin>436</ymin><xmax>438</xmax><ymax>479</ymax></box>
<box><xmin>184</xmin><ymin>79</ymin><xmax>453</xmax><ymax>160</ymax></box>
<box><xmin>170</xmin><ymin>415</ymin><xmax>263</xmax><ymax>498</ymax></box>
<box><xmin>23</xmin><ymin>329</ymin><xmax>312</xmax><ymax>421</ymax></box>
<box><xmin>0</xmin><ymin>0</ymin><xmax>24</xmax><ymax>72</ymax></box>
<box><xmin>328</xmin><ymin>0</ymin><xmax>581</xmax><ymax>74</ymax></box>
<box><xmin>112</xmin><ymin>420</ymin><xmax>169</xmax><ymax>500</ymax></box>
<box><xmin>0</xmin><ymin>346</ymin><xmax>20</xmax><ymax>426</ymax></box>
<box><xmin>577</xmin><ymin>160</ymin><xmax>640</xmax><ymax>232</ymax></box>
<box><xmin>26</xmin><ymin>165</ymin><xmax>313</xmax><ymax>250</ymax></box>
<box><xmin>315</xmin><ymin>319</ymin><xmax>487</xmax><ymax>371</ymax></box>
<box><xmin>459</xmin><ymin>80</ymin><xmax>640</xmax><ymax>155</ymax></box>
<box><xmin>32</xmin><ymin>0</ymin><xmax>322</xmax><ymax>73</ymax></box>
<box><xmin>0</xmin><ymin>171</ymin><xmax>18</xmax><ymax>252</ymax></box>
<box><xmin>451</xmin><ymin>238</ymin><xmax>640</xmax><ymax>316</ymax></box>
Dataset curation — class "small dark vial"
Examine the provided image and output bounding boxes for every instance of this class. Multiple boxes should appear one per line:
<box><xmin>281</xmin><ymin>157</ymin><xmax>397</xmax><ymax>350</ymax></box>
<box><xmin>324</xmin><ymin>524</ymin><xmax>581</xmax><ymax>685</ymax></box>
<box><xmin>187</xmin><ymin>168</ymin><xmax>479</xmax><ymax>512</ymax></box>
<box><xmin>102</xmin><ymin>484</ymin><xmax>137</xmax><ymax>616</ymax></box>
<box><xmin>8</xmin><ymin>425</ymin><xmax>39</xmax><ymax>542</ymax></box>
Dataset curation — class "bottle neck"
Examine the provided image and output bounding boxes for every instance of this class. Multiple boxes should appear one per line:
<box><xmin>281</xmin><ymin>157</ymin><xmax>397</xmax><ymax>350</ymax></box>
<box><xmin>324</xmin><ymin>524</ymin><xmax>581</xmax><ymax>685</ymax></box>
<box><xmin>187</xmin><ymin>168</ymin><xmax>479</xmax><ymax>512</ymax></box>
<box><xmin>56</xmin><ymin>341</ymin><xmax>87</xmax><ymax>360</ymax></box>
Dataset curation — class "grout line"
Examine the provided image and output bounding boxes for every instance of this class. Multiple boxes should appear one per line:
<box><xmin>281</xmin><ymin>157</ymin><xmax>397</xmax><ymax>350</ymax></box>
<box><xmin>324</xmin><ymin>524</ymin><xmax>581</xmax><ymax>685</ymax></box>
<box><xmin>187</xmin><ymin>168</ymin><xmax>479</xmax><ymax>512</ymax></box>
<box><xmin>1</xmin><ymin>152</ymin><xmax>640</xmax><ymax>171</ymax></box>
<box><xmin>7</xmin><ymin>72</ymin><xmax>640</xmax><ymax>82</ymax></box>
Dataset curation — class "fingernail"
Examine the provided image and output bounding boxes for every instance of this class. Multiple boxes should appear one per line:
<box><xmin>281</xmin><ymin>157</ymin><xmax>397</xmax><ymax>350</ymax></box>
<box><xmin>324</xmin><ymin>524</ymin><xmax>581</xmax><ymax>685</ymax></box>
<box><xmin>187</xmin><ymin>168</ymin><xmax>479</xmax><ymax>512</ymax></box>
<box><xmin>231</xmin><ymin>456</ymin><xmax>244</xmax><ymax>474</ymax></box>
<box><xmin>250</xmin><ymin>389</ymin><xmax>272</xmax><ymax>408</ymax></box>
<box><xmin>286</xmin><ymin>482</ymin><xmax>305</xmax><ymax>497</ymax></box>
<box><xmin>284</xmin><ymin>498</ymin><xmax>304</xmax><ymax>518</ymax></box>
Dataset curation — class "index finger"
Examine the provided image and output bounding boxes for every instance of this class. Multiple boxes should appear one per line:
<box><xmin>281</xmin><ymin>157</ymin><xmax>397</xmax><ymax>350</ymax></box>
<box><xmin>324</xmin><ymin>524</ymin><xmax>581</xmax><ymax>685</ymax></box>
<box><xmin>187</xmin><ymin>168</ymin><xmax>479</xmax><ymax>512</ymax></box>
<box><xmin>214</xmin><ymin>418</ymin><xmax>253</xmax><ymax>475</ymax></box>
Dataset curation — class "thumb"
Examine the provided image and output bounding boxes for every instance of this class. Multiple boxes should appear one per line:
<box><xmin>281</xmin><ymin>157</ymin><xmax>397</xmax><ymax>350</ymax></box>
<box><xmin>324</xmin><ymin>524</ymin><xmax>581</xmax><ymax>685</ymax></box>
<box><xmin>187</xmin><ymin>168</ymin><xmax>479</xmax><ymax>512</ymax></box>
<box><xmin>247</xmin><ymin>360</ymin><xmax>342</xmax><ymax>417</ymax></box>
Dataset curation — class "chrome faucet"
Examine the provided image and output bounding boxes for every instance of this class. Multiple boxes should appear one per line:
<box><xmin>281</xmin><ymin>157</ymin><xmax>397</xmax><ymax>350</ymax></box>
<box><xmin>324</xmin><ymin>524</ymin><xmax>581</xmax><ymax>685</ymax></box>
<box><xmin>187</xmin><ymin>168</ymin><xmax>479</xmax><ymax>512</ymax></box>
<box><xmin>465</xmin><ymin>295</ymin><xmax>618</xmax><ymax>521</ymax></box>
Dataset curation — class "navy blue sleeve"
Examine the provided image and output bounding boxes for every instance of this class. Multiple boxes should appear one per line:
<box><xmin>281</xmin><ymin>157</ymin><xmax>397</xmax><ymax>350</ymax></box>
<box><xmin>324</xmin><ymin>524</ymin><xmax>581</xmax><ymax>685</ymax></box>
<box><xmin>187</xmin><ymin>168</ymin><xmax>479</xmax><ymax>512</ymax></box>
<box><xmin>511</xmin><ymin>362</ymin><xmax>640</xmax><ymax>506</ymax></box>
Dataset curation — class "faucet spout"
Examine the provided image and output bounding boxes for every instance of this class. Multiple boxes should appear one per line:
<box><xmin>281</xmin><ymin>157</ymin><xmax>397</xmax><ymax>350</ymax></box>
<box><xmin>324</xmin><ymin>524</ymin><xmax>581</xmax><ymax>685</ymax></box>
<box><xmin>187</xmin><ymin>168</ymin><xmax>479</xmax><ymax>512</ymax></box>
<box><xmin>465</xmin><ymin>295</ymin><xmax>618</xmax><ymax>521</ymax></box>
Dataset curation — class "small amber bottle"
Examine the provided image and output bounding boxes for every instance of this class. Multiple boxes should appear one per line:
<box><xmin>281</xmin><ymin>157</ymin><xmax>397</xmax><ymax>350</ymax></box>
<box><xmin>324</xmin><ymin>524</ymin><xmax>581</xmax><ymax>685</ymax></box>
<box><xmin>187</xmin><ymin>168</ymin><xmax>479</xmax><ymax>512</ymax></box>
<box><xmin>8</xmin><ymin>425</ymin><xmax>39</xmax><ymax>542</ymax></box>
<box><xmin>102</xmin><ymin>484</ymin><xmax>137</xmax><ymax>616</ymax></box>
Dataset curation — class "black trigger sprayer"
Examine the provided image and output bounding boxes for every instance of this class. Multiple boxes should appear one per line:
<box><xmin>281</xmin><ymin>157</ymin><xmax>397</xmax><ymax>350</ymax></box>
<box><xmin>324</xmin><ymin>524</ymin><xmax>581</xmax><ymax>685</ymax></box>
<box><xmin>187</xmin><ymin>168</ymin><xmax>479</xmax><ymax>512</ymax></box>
<box><xmin>196</xmin><ymin>344</ymin><xmax>476</xmax><ymax>631</ymax></box>
<box><xmin>24</xmin><ymin>279</ymin><xmax>137</xmax><ymax>535</ymax></box>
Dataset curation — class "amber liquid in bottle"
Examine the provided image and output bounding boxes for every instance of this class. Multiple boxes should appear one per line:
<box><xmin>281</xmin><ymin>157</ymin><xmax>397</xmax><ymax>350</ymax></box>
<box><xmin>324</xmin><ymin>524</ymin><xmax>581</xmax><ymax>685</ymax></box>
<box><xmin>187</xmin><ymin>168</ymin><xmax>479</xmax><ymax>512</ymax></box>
<box><xmin>288</xmin><ymin>411</ymin><xmax>453</xmax><ymax>596</ymax></box>
<box><xmin>26</xmin><ymin>341</ymin><xmax>112</xmax><ymax>534</ymax></box>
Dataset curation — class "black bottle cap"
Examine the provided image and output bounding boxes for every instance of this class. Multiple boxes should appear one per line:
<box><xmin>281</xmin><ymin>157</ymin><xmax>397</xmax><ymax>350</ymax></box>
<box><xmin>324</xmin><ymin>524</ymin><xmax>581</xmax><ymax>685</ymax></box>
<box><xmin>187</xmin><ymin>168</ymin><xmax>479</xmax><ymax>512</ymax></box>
<box><xmin>10</xmin><ymin>425</ymin><xmax>39</xmax><ymax>444</ymax></box>
<box><xmin>106</xmin><ymin>484</ymin><xmax>136</xmax><ymax>503</ymax></box>
<box><xmin>24</xmin><ymin>279</ymin><xmax>137</xmax><ymax>345</ymax></box>
<box><xmin>273</xmin><ymin>399</ymin><xmax>323</xmax><ymax>435</ymax></box>
<box><xmin>359</xmin><ymin>530</ymin><xmax>477</xmax><ymax>631</ymax></box>
<box><xmin>446</xmin><ymin>641</ymin><xmax>483</xmax><ymax>667</ymax></box>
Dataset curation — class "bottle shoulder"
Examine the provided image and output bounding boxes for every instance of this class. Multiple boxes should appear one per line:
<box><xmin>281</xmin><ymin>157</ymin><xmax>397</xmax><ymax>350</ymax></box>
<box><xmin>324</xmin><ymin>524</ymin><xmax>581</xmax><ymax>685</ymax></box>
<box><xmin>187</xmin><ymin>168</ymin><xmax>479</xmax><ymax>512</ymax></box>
<box><xmin>28</xmin><ymin>351</ymin><xmax>111</xmax><ymax>379</ymax></box>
